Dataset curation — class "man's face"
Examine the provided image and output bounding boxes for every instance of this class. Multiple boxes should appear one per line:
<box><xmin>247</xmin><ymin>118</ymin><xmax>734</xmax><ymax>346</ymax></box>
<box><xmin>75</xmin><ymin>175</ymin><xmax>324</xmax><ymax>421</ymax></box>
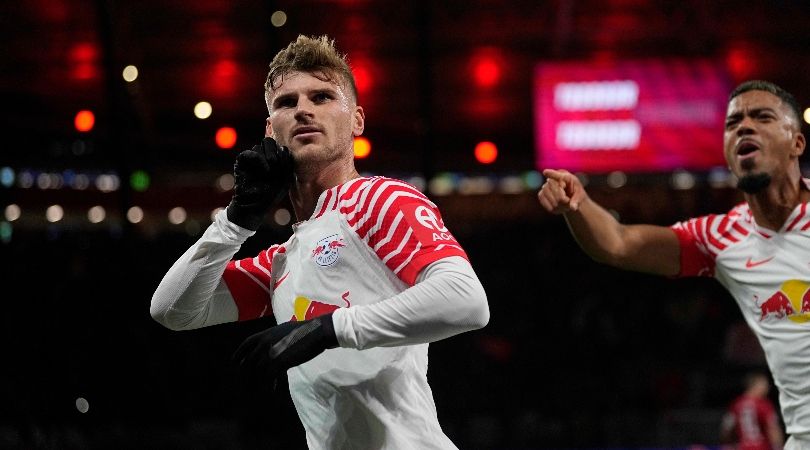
<box><xmin>265</xmin><ymin>71</ymin><xmax>364</xmax><ymax>170</ymax></box>
<box><xmin>723</xmin><ymin>90</ymin><xmax>805</xmax><ymax>184</ymax></box>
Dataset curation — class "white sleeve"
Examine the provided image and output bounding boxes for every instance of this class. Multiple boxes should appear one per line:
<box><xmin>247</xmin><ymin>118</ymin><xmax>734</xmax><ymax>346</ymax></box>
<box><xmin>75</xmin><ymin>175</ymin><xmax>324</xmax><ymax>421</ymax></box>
<box><xmin>150</xmin><ymin>210</ymin><xmax>253</xmax><ymax>331</ymax></box>
<box><xmin>331</xmin><ymin>256</ymin><xmax>489</xmax><ymax>349</ymax></box>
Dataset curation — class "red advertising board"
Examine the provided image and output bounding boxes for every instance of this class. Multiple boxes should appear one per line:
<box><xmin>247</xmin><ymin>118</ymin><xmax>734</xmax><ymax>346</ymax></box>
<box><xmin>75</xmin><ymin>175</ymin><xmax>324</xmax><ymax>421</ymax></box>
<box><xmin>534</xmin><ymin>59</ymin><xmax>732</xmax><ymax>173</ymax></box>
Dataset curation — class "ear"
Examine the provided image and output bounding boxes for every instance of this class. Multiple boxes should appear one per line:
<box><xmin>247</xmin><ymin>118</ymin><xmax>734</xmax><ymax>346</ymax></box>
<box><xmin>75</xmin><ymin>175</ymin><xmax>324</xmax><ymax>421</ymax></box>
<box><xmin>265</xmin><ymin>117</ymin><xmax>273</xmax><ymax>138</ymax></box>
<box><xmin>352</xmin><ymin>106</ymin><xmax>365</xmax><ymax>137</ymax></box>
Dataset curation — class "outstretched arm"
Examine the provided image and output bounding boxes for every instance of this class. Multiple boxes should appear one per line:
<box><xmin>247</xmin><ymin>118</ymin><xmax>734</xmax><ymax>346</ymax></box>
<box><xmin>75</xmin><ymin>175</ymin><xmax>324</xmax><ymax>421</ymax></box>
<box><xmin>538</xmin><ymin>168</ymin><xmax>681</xmax><ymax>276</ymax></box>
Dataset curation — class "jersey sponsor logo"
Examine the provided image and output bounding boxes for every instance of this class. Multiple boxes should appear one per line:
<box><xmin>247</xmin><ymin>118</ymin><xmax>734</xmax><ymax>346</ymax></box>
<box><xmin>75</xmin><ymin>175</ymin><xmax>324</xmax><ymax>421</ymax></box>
<box><xmin>756</xmin><ymin>280</ymin><xmax>810</xmax><ymax>323</ymax></box>
<box><xmin>290</xmin><ymin>291</ymin><xmax>351</xmax><ymax>322</ymax></box>
<box><xmin>311</xmin><ymin>234</ymin><xmax>346</xmax><ymax>267</ymax></box>
<box><xmin>745</xmin><ymin>256</ymin><xmax>774</xmax><ymax>269</ymax></box>
<box><xmin>401</xmin><ymin>203</ymin><xmax>458</xmax><ymax>246</ymax></box>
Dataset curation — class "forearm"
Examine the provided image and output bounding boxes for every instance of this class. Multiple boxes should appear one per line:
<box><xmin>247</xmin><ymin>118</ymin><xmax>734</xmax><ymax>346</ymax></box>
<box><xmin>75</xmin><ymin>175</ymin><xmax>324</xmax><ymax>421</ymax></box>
<box><xmin>563</xmin><ymin>196</ymin><xmax>629</xmax><ymax>264</ymax></box>
<box><xmin>150</xmin><ymin>210</ymin><xmax>249</xmax><ymax>330</ymax></box>
<box><xmin>333</xmin><ymin>256</ymin><xmax>489</xmax><ymax>350</ymax></box>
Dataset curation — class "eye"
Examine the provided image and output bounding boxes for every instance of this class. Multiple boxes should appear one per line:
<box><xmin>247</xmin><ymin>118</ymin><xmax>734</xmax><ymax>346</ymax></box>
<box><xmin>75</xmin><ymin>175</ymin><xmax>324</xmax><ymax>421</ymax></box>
<box><xmin>313</xmin><ymin>92</ymin><xmax>333</xmax><ymax>103</ymax></box>
<box><xmin>275</xmin><ymin>97</ymin><xmax>296</xmax><ymax>109</ymax></box>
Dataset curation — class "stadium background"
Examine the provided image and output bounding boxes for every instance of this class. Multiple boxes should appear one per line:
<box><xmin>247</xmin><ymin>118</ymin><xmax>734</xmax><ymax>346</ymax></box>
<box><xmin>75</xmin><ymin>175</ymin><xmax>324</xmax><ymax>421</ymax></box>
<box><xmin>2</xmin><ymin>1</ymin><xmax>810</xmax><ymax>448</ymax></box>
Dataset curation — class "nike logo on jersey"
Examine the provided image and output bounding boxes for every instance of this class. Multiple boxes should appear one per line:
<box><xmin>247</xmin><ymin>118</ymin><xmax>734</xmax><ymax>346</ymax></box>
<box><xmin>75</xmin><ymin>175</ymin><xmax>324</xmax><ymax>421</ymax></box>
<box><xmin>745</xmin><ymin>256</ymin><xmax>775</xmax><ymax>269</ymax></box>
<box><xmin>273</xmin><ymin>272</ymin><xmax>289</xmax><ymax>289</ymax></box>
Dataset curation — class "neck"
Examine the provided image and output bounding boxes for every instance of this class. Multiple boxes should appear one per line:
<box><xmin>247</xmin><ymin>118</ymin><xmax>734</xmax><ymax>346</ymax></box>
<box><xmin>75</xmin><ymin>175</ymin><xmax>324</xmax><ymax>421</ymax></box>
<box><xmin>745</xmin><ymin>170</ymin><xmax>809</xmax><ymax>231</ymax></box>
<box><xmin>289</xmin><ymin>158</ymin><xmax>359</xmax><ymax>220</ymax></box>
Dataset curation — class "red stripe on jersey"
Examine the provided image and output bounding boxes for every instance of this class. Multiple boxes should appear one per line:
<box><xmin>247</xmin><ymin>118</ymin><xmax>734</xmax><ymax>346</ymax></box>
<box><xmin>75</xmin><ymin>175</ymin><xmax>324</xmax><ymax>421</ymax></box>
<box><xmin>356</xmin><ymin>187</ymin><xmax>424</xmax><ymax>240</ymax></box>
<box><xmin>802</xmin><ymin>219</ymin><xmax>810</xmax><ymax>231</ymax></box>
<box><xmin>732</xmin><ymin>221</ymin><xmax>748</xmax><ymax>236</ymax></box>
<box><xmin>346</xmin><ymin>178</ymin><xmax>391</xmax><ymax>227</ymax></box>
<box><xmin>338</xmin><ymin>177</ymin><xmax>368</xmax><ymax>204</ymax></box>
<box><xmin>314</xmin><ymin>189</ymin><xmax>334</xmax><ymax>219</ymax></box>
<box><xmin>716</xmin><ymin>215</ymin><xmax>741</xmax><ymax>245</ymax></box>
<box><xmin>399</xmin><ymin>247</ymin><xmax>469</xmax><ymax>286</ymax></box>
<box><xmin>355</xmin><ymin>181</ymin><xmax>425</xmax><ymax>237</ymax></box>
<box><xmin>705</xmin><ymin>215</ymin><xmax>728</xmax><ymax>253</ymax></box>
<box><xmin>222</xmin><ymin>247</ymin><xmax>276</xmax><ymax>321</ymax></box>
<box><xmin>786</xmin><ymin>202</ymin><xmax>807</xmax><ymax>231</ymax></box>
<box><xmin>691</xmin><ymin>216</ymin><xmax>717</xmax><ymax>258</ymax></box>
<box><xmin>671</xmin><ymin>225</ymin><xmax>715</xmax><ymax>277</ymax></box>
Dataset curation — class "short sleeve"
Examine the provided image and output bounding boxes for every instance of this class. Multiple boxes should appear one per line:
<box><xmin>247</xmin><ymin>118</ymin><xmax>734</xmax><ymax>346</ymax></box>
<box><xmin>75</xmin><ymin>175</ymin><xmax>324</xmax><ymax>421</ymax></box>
<box><xmin>670</xmin><ymin>216</ymin><xmax>716</xmax><ymax>278</ymax></box>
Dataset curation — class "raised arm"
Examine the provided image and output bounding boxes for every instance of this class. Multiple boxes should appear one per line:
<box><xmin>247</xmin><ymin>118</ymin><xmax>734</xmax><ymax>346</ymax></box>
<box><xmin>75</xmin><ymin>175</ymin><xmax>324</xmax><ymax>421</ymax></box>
<box><xmin>538</xmin><ymin>168</ymin><xmax>681</xmax><ymax>276</ymax></box>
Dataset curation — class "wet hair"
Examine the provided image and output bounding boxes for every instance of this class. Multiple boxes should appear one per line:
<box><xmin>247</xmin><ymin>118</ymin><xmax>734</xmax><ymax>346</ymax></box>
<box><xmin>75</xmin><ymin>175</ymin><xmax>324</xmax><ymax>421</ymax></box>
<box><xmin>729</xmin><ymin>80</ymin><xmax>802</xmax><ymax>126</ymax></box>
<box><xmin>264</xmin><ymin>35</ymin><xmax>357</xmax><ymax>107</ymax></box>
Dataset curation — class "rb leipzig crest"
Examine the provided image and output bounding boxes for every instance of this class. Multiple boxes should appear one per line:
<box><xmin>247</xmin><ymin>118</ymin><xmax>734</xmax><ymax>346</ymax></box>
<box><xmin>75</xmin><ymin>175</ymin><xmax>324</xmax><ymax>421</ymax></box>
<box><xmin>311</xmin><ymin>234</ymin><xmax>346</xmax><ymax>267</ymax></box>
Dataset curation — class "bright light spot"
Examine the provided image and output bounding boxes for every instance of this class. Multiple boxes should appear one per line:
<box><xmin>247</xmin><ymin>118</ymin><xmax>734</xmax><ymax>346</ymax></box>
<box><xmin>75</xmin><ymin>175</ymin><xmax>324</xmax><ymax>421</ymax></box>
<box><xmin>522</xmin><ymin>171</ymin><xmax>543</xmax><ymax>190</ymax></box>
<box><xmin>274</xmin><ymin>208</ymin><xmax>291</xmax><ymax>226</ymax></box>
<box><xmin>130</xmin><ymin>170</ymin><xmax>150</xmax><ymax>192</ymax></box>
<box><xmin>168</xmin><ymin>207</ymin><xmax>187</xmax><ymax>224</ymax></box>
<box><xmin>606</xmin><ymin>171</ymin><xmax>627</xmax><ymax>188</ymax></box>
<box><xmin>46</xmin><ymin>205</ymin><xmax>64</xmax><ymax>223</ymax></box>
<box><xmin>428</xmin><ymin>173</ymin><xmax>456</xmax><ymax>196</ymax></box>
<box><xmin>804</xmin><ymin>107</ymin><xmax>810</xmax><ymax>125</ymax></box>
<box><xmin>194</xmin><ymin>101</ymin><xmax>212</xmax><ymax>119</ymax></box>
<box><xmin>474</xmin><ymin>141</ymin><xmax>498</xmax><ymax>164</ymax></box>
<box><xmin>471</xmin><ymin>49</ymin><xmax>502</xmax><ymax>88</ymax></box>
<box><xmin>127</xmin><ymin>206</ymin><xmax>144</xmax><ymax>224</ymax></box>
<box><xmin>96</xmin><ymin>174</ymin><xmax>120</xmax><ymax>192</ymax></box>
<box><xmin>0</xmin><ymin>167</ymin><xmax>14</xmax><ymax>187</ymax></box>
<box><xmin>87</xmin><ymin>206</ymin><xmax>106</xmax><ymax>223</ymax></box>
<box><xmin>216</xmin><ymin>173</ymin><xmax>234</xmax><ymax>192</ymax></box>
<box><xmin>75</xmin><ymin>397</ymin><xmax>89</xmax><ymax>414</ymax></box>
<box><xmin>5</xmin><ymin>204</ymin><xmax>20</xmax><ymax>221</ymax></box>
<box><xmin>271</xmin><ymin>10</ymin><xmax>287</xmax><ymax>27</ymax></box>
<box><xmin>216</xmin><ymin>127</ymin><xmax>237</xmax><ymax>149</ymax></box>
<box><xmin>671</xmin><ymin>170</ymin><xmax>696</xmax><ymax>190</ymax></box>
<box><xmin>499</xmin><ymin>176</ymin><xmax>524</xmax><ymax>194</ymax></box>
<box><xmin>74</xmin><ymin>110</ymin><xmax>95</xmax><ymax>132</ymax></box>
<box><xmin>458</xmin><ymin>176</ymin><xmax>495</xmax><ymax>195</ymax></box>
<box><xmin>122</xmin><ymin>65</ymin><xmax>138</xmax><ymax>82</ymax></box>
<box><xmin>210</xmin><ymin>207</ymin><xmax>223</xmax><ymax>222</ymax></box>
<box><xmin>353</xmin><ymin>137</ymin><xmax>371</xmax><ymax>159</ymax></box>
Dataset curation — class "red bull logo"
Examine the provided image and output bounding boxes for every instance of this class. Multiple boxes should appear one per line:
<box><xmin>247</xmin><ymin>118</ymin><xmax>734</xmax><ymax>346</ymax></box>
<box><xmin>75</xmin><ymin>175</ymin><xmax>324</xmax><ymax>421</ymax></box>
<box><xmin>311</xmin><ymin>234</ymin><xmax>346</xmax><ymax>267</ymax></box>
<box><xmin>758</xmin><ymin>280</ymin><xmax>810</xmax><ymax>323</ymax></box>
<box><xmin>290</xmin><ymin>292</ymin><xmax>351</xmax><ymax>321</ymax></box>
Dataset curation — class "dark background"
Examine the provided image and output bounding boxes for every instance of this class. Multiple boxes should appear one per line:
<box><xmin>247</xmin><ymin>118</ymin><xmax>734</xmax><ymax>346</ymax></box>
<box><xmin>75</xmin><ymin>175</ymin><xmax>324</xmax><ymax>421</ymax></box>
<box><xmin>2</xmin><ymin>1</ymin><xmax>809</xmax><ymax>448</ymax></box>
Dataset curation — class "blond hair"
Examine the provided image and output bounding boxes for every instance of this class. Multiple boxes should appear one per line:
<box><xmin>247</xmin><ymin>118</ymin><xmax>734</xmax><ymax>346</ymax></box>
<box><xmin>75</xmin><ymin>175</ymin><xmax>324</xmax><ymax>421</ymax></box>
<box><xmin>264</xmin><ymin>35</ymin><xmax>357</xmax><ymax>107</ymax></box>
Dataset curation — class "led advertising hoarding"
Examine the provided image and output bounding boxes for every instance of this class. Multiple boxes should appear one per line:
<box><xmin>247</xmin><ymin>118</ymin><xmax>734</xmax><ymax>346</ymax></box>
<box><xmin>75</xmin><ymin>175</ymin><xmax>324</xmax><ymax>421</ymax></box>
<box><xmin>534</xmin><ymin>59</ymin><xmax>732</xmax><ymax>173</ymax></box>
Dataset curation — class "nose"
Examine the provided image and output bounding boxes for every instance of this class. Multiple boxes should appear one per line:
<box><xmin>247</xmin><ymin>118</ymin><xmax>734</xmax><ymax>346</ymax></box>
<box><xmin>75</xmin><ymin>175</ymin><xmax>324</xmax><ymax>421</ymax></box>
<box><xmin>294</xmin><ymin>98</ymin><xmax>314</xmax><ymax>122</ymax></box>
<box><xmin>736</xmin><ymin>115</ymin><xmax>756</xmax><ymax>136</ymax></box>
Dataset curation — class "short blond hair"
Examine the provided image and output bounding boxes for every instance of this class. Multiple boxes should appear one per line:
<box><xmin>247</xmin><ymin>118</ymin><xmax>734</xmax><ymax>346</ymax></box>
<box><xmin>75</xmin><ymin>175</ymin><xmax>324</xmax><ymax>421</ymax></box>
<box><xmin>264</xmin><ymin>35</ymin><xmax>357</xmax><ymax>106</ymax></box>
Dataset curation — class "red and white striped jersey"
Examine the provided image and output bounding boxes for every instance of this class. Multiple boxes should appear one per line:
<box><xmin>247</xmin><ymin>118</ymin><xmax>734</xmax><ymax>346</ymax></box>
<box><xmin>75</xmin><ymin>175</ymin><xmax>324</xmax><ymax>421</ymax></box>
<box><xmin>221</xmin><ymin>176</ymin><xmax>467</xmax><ymax>449</ymax></box>
<box><xmin>672</xmin><ymin>194</ymin><xmax>810</xmax><ymax>436</ymax></box>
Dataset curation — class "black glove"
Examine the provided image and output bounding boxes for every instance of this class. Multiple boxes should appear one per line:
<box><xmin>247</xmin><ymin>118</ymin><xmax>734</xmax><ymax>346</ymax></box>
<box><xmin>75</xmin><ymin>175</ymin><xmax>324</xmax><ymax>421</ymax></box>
<box><xmin>226</xmin><ymin>137</ymin><xmax>294</xmax><ymax>230</ymax></box>
<box><xmin>233</xmin><ymin>313</ymin><xmax>339</xmax><ymax>379</ymax></box>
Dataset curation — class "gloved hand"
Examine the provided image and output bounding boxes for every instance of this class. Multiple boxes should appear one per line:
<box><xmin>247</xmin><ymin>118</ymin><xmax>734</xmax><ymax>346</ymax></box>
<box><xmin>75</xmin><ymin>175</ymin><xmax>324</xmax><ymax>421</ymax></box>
<box><xmin>226</xmin><ymin>137</ymin><xmax>294</xmax><ymax>230</ymax></box>
<box><xmin>233</xmin><ymin>313</ymin><xmax>339</xmax><ymax>379</ymax></box>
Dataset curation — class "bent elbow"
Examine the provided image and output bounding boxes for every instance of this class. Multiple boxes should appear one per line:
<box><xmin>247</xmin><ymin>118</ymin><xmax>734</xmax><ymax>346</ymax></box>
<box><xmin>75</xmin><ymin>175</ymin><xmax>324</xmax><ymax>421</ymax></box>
<box><xmin>150</xmin><ymin>298</ymin><xmax>191</xmax><ymax>331</ymax></box>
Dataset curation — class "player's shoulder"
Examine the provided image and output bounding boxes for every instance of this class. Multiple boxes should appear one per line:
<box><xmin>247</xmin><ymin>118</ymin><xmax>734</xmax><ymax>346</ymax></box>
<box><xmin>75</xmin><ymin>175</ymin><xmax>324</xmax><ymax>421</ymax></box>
<box><xmin>343</xmin><ymin>176</ymin><xmax>431</xmax><ymax>207</ymax></box>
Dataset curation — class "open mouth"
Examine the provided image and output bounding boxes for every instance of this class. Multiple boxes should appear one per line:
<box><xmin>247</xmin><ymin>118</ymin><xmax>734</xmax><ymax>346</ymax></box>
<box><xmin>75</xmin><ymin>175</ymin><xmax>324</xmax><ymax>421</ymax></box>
<box><xmin>736</xmin><ymin>141</ymin><xmax>759</xmax><ymax>157</ymax></box>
